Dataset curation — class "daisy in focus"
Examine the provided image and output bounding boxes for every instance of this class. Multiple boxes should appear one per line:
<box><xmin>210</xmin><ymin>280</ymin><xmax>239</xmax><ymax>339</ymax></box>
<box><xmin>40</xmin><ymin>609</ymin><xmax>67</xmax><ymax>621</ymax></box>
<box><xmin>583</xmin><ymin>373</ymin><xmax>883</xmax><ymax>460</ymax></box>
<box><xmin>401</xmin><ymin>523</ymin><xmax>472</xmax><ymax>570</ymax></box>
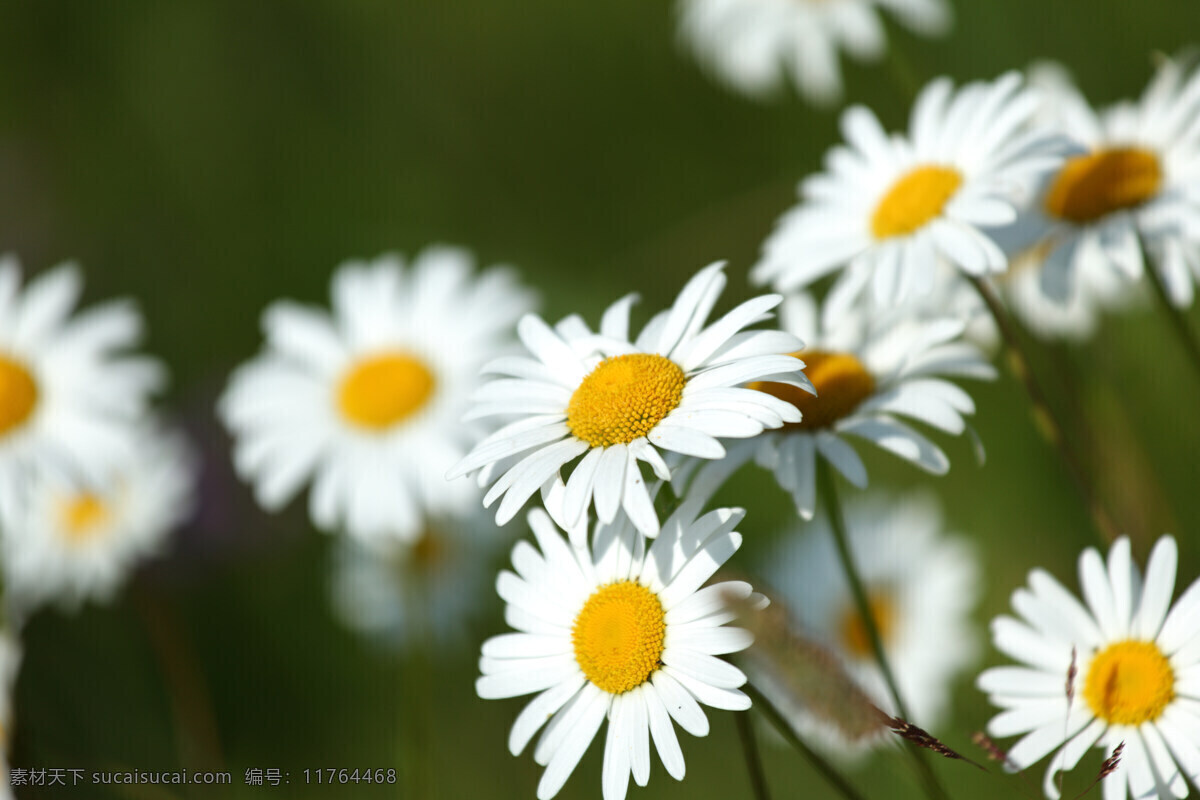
<box><xmin>0</xmin><ymin>424</ymin><xmax>195</xmax><ymax>614</ymax></box>
<box><xmin>752</xmin><ymin>72</ymin><xmax>1066</xmax><ymax>308</ymax></box>
<box><xmin>999</xmin><ymin>58</ymin><xmax>1200</xmax><ymax>310</ymax></box>
<box><xmin>676</xmin><ymin>0</ymin><xmax>951</xmax><ymax>106</ymax></box>
<box><xmin>219</xmin><ymin>247</ymin><xmax>534</xmax><ymax>544</ymax></box>
<box><xmin>759</xmin><ymin>490</ymin><xmax>979</xmax><ymax>754</ymax></box>
<box><xmin>328</xmin><ymin>505</ymin><xmax>501</xmax><ymax>648</ymax></box>
<box><xmin>0</xmin><ymin>256</ymin><xmax>164</xmax><ymax>520</ymax></box>
<box><xmin>449</xmin><ymin>262</ymin><xmax>809</xmax><ymax>537</ymax></box>
<box><xmin>701</xmin><ymin>290</ymin><xmax>993</xmax><ymax>519</ymax></box>
<box><xmin>477</xmin><ymin>505</ymin><xmax>762</xmax><ymax>800</ymax></box>
<box><xmin>978</xmin><ymin>535</ymin><xmax>1200</xmax><ymax>800</ymax></box>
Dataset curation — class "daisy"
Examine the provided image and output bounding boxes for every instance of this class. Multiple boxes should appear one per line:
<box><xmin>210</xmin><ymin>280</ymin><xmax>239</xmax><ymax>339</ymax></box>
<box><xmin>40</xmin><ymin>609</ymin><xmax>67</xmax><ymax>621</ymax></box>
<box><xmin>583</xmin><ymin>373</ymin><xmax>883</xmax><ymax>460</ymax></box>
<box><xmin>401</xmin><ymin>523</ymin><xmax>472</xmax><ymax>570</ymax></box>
<box><xmin>477</xmin><ymin>505</ymin><xmax>762</xmax><ymax>800</ymax></box>
<box><xmin>692</xmin><ymin>290</ymin><xmax>993</xmax><ymax>519</ymax></box>
<box><xmin>978</xmin><ymin>535</ymin><xmax>1200</xmax><ymax>800</ymax></box>
<box><xmin>0</xmin><ymin>424</ymin><xmax>195</xmax><ymax>614</ymax></box>
<box><xmin>998</xmin><ymin>58</ymin><xmax>1200</xmax><ymax>309</ymax></box>
<box><xmin>759</xmin><ymin>490</ymin><xmax>978</xmax><ymax>753</ymax></box>
<box><xmin>448</xmin><ymin>262</ymin><xmax>809</xmax><ymax>537</ymax></box>
<box><xmin>752</xmin><ymin>72</ymin><xmax>1067</xmax><ymax>308</ymax></box>
<box><xmin>219</xmin><ymin>247</ymin><xmax>534</xmax><ymax>544</ymax></box>
<box><xmin>0</xmin><ymin>256</ymin><xmax>164</xmax><ymax>522</ymax></box>
<box><xmin>328</xmin><ymin>505</ymin><xmax>501</xmax><ymax>648</ymax></box>
<box><xmin>676</xmin><ymin>0</ymin><xmax>951</xmax><ymax>106</ymax></box>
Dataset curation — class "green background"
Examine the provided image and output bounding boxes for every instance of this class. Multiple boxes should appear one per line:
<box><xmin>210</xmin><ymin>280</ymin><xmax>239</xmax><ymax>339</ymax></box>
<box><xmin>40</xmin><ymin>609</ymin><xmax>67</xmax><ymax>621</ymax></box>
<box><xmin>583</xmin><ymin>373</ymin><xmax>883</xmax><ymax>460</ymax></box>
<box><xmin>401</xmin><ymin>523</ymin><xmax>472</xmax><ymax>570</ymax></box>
<box><xmin>1</xmin><ymin>0</ymin><xmax>1199</xmax><ymax>797</ymax></box>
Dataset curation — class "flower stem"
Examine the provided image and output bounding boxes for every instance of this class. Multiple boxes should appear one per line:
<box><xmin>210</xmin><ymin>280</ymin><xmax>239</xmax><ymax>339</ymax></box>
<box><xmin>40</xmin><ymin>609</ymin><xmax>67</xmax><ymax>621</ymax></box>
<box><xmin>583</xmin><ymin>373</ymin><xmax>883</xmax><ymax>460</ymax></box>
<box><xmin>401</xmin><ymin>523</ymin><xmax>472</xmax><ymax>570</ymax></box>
<box><xmin>743</xmin><ymin>683</ymin><xmax>868</xmax><ymax>800</ymax></box>
<box><xmin>817</xmin><ymin>460</ymin><xmax>949</xmax><ymax>800</ymax></box>
<box><xmin>1143</xmin><ymin>257</ymin><xmax>1200</xmax><ymax>386</ymax></box>
<box><xmin>735</xmin><ymin>706</ymin><xmax>772</xmax><ymax>800</ymax></box>
<box><xmin>968</xmin><ymin>276</ymin><xmax>1120</xmax><ymax>545</ymax></box>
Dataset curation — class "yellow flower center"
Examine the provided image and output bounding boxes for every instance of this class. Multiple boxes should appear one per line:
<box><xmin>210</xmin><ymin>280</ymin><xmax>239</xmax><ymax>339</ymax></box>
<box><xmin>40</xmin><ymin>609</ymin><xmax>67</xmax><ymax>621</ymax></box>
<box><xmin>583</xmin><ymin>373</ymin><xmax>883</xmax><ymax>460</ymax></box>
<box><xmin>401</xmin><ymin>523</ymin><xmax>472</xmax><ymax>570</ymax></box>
<box><xmin>837</xmin><ymin>591</ymin><xmax>896</xmax><ymax>658</ymax></box>
<box><xmin>337</xmin><ymin>352</ymin><xmax>436</xmax><ymax>431</ymax></box>
<box><xmin>572</xmin><ymin>581</ymin><xmax>667</xmax><ymax>695</ymax></box>
<box><xmin>1044</xmin><ymin>147</ymin><xmax>1163</xmax><ymax>225</ymax></box>
<box><xmin>567</xmin><ymin>354</ymin><xmax>686</xmax><ymax>448</ymax></box>
<box><xmin>0</xmin><ymin>354</ymin><xmax>39</xmax><ymax>438</ymax></box>
<box><xmin>750</xmin><ymin>350</ymin><xmax>875</xmax><ymax>430</ymax></box>
<box><xmin>871</xmin><ymin>165</ymin><xmax>963</xmax><ymax>240</ymax></box>
<box><xmin>59</xmin><ymin>493</ymin><xmax>111</xmax><ymax>545</ymax></box>
<box><xmin>1083</xmin><ymin>640</ymin><xmax>1175</xmax><ymax>726</ymax></box>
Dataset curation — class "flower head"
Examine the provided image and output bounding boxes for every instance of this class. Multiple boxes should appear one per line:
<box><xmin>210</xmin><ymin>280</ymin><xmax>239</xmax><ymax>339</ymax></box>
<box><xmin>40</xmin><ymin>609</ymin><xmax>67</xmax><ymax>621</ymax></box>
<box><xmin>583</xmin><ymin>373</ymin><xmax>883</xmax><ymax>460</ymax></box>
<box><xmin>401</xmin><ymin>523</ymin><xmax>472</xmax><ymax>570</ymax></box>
<box><xmin>753</xmin><ymin>72</ymin><xmax>1066</xmax><ymax>309</ymax></box>
<box><xmin>219</xmin><ymin>247</ymin><xmax>534</xmax><ymax>544</ymax></box>
<box><xmin>478</xmin><ymin>505</ymin><xmax>762</xmax><ymax>800</ymax></box>
<box><xmin>979</xmin><ymin>536</ymin><xmax>1200</xmax><ymax>800</ymax></box>
<box><xmin>449</xmin><ymin>262</ymin><xmax>809</xmax><ymax>536</ymax></box>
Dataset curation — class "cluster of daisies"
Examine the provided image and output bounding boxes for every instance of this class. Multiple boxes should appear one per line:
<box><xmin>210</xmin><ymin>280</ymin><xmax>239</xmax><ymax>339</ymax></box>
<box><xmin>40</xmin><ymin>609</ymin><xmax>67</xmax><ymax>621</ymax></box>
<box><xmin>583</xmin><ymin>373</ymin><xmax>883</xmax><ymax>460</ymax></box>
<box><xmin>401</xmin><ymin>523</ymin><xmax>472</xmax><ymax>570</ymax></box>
<box><xmin>0</xmin><ymin>256</ymin><xmax>197</xmax><ymax>794</ymax></box>
<box><xmin>211</xmin><ymin>54</ymin><xmax>1200</xmax><ymax>800</ymax></box>
<box><xmin>9</xmin><ymin>21</ymin><xmax>1200</xmax><ymax>800</ymax></box>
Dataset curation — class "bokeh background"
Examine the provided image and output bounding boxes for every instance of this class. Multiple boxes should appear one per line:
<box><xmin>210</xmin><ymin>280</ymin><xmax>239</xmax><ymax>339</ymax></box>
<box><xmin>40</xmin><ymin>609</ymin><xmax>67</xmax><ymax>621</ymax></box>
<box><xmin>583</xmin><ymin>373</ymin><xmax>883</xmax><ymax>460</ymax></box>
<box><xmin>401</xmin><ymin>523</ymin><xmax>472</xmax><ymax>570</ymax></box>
<box><xmin>1</xmin><ymin>0</ymin><xmax>1199</xmax><ymax>797</ymax></box>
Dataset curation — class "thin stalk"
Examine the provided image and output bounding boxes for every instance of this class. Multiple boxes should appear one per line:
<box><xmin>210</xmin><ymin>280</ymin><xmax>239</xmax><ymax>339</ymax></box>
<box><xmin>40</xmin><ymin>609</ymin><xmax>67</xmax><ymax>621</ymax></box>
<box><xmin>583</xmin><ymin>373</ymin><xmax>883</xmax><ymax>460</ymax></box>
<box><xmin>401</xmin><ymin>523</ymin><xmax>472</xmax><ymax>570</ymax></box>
<box><xmin>1143</xmin><ymin>255</ymin><xmax>1200</xmax><ymax>385</ymax></box>
<box><xmin>744</xmin><ymin>683</ymin><xmax>869</xmax><ymax>800</ymax></box>
<box><xmin>817</xmin><ymin>461</ymin><xmax>949</xmax><ymax>800</ymax></box>
<box><xmin>736</xmin><ymin>707</ymin><xmax>772</xmax><ymax>800</ymax></box>
<box><xmin>968</xmin><ymin>276</ymin><xmax>1120</xmax><ymax>545</ymax></box>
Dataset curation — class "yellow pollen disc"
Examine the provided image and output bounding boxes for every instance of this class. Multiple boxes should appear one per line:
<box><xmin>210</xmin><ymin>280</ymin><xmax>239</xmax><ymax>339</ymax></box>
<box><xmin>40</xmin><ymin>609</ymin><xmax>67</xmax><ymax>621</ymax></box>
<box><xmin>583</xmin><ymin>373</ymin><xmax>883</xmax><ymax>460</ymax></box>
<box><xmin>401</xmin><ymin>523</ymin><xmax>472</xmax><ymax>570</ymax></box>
<box><xmin>59</xmin><ymin>493</ymin><xmax>111</xmax><ymax>545</ymax></box>
<box><xmin>750</xmin><ymin>350</ymin><xmax>875</xmax><ymax>431</ymax></box>
<box><xmin>838</xmin><ymin>591</ymin><xmax>896</xmax><ymax>659</ymax></box>
<box><xmin>0</xmin><ymin>354</ymin><xmax>39</xmax><ymax>438</ymax></box>
<box><xmin>572</xmin><ymin>581</ymin><xmax>667</xmax><ymax>695</ymax></box>
<box><xmin>567</xmin><ymin>354</ymin><xmax>686</xmax><ymax>448</ymax></box>
<box><xmin>1083</xmin><ymin>640</ymin><xmax>1175</xmax><ymax>726</ymax></box>
<box><xmin>337</xmin><ymin>352</ymin><xmax>436</xmax><ymax>431</ymax></box>
<box><xmin>871</xmin><ymin>165</ymin><xmax>963</xmax><ymax>240</ymax></box>
<box><xmin>1044</xmin><ymin>147</ymin><xmax>1163</xmax><ymax>225</ymax></box>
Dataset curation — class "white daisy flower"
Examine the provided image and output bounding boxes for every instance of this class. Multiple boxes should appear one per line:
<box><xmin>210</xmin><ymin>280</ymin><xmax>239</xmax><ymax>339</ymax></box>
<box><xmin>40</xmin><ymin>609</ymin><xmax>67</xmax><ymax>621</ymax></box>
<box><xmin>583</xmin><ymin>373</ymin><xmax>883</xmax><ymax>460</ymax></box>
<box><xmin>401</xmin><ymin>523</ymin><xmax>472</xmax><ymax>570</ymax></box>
<box><xmin>0</xmin><ymin>425</ymin><xmax>195</xmax><ymax>614</ymax></box>
<box><xmin>978</xmin><ymin>535</ymin><xmax>1200</xmax><ymax>800</ymax></box>
<box><xmin>698</xmin><ymin>291</ymin><xmax>993</xmax><ymax>519</ymax></box>
<box><xmin>477</xmin><ymin>505</ymin><xmax>762</xmax><ymax>800</ymax></box>
<box><xmin>752</xmin><ymin>72</ymin><xmax>1066</xmax><ymax>308</ymax></box>
<box><xmin>676</xmin><ymin>0</ymin><xmax>951</xmax><ymax>106</ymax></box>
<box><xmin>448</xmin><ymin>262</ymin><xmax>809</xmax><ymax>537</ymax></box>
<box><xmin>0</xmin><ymin>256</ymin><xmax>164</xmax><ymax>521</ymax></box>
<box><xmin>219</xmin><ymin>247</ymin><xmax>534</xmax><ymax>544</ymax></box>
<box><xmin>328</xmin><ymin>506</ymin><xmax>501</xmax><ymax>648</ymax></box>
<box><xmin>760</xmin><ymin>490</ymin><xmax>979</xmax><ymax>754</ymax></box>
<box><xmin>1000</xmin><ymin>58</ymin><xmax>1200</xmax><ymax>310</ymax></box>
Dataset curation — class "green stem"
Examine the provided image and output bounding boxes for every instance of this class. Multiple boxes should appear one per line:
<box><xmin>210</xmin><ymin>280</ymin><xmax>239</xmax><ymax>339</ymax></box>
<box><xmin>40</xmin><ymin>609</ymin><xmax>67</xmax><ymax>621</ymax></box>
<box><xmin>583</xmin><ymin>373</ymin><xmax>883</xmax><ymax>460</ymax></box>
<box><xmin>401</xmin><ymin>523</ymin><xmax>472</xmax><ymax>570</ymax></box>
<box><xmin>1143</xmin><ymin>256</ymin><xmax>1200</xmax><ymax>386</ymax></box>
<box><xmin>744</xmin><ymin>683</ymin><xmax>869</xmax><ymax>800</ymax></box>
<box><xmin>968</xmin><ymin>276</ymin><xmax>1120</xmax><ymax>545</ymax></box>
<box><xmin>817</xmin><ymin>461</ymin><xmax>949</xmax><ymax>800</ymax></box>
<box><xmin>736</xmin><ymin>707</ymin><xmax>772</xmax><ymax>800</ymax></box>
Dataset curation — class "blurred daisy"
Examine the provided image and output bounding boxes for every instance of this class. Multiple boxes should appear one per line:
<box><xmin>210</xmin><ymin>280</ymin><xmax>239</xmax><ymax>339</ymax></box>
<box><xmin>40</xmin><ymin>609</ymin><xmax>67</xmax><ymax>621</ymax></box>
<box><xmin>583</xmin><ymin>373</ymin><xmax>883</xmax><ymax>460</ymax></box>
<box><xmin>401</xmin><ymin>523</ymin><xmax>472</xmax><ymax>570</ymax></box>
<box><xmin>449</xmin><ymin>262</ymin><xmax>808</xmax><ymax>537</ymax></box>
<box><xmin>711</xmin><ymin>291</ymin><xmax>993</xmax><ymax>519</ymax></box>
<box><xmin>220</xmin><ymin>247</ymin><xmax>534</xmax><ymax>544</ymax></box>
<box><xmin>761</xmin><ymin>491</ymin><xmax>978</xmax><ymax>753</ymax></box>
<box><xmin>979</xmin><ymin>536</ymin><xmax>1200</xmax><ymax>800</ymax></box>
<box><xmin>477</xmin><ymin>505</ymin><xmax>761</xmax><ymax>800</ymax></box>
<box><xmin>1004</xmin><ymin>58</ymin><xmax>1200</xmax><ymax>309</ymax></box>
<box><xmin>328</xmin><ymin>506</ymin><xmax>501</xmax><ymax>648</ymax></box>
<box><xmin>752</xmin><ymin>72</ymin><xmax>1066</xmax><ymax>308</ymax></box>
<box><xmin>677</xmin><ymin>0</ymin><xmax>951</xmax><ymax>106</ymax></box>
<box><xmin>0</xmin><ymin>425</ymin><xmax>195</xmax><ymax>614</ymax></box>
<box><xmin>0</xmin><ymin>257</ymin><xmax>163</xmax><ymax>520</ymax></box>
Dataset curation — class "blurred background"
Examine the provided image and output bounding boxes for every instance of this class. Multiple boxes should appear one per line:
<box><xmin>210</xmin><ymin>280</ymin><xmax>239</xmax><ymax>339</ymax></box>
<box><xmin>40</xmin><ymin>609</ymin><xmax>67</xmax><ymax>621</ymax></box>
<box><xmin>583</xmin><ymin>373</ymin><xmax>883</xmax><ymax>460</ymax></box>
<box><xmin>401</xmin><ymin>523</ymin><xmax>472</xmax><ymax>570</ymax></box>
<box><xmin>1</xmin><ymin>0</ymin><xmax>1198</xmax><ymax>797</ymax></box>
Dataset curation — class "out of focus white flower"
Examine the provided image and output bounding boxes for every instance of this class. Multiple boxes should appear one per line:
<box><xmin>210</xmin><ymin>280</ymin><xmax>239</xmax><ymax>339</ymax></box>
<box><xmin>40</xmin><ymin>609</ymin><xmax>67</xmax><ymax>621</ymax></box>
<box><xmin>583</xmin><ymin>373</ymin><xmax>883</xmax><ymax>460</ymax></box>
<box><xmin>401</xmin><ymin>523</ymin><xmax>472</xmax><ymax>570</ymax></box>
<box><xmin>677</xmin><ymin>0</ymin><xmax>951</xmax><ymax>106</ymax></box>
<box><xmin>1</xmin><ymin>425</ymin><xmax>195</xmax><ymax>614</ymax></box>
<box><xmin>0</xmin><ymin>256</ymin><xmax>163</xmax><ymax>522</ymax></box>
<box><xmin>220</xmin><ymin>247</ymin><xmax>534</xmax><ymax>545</ymax></box>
